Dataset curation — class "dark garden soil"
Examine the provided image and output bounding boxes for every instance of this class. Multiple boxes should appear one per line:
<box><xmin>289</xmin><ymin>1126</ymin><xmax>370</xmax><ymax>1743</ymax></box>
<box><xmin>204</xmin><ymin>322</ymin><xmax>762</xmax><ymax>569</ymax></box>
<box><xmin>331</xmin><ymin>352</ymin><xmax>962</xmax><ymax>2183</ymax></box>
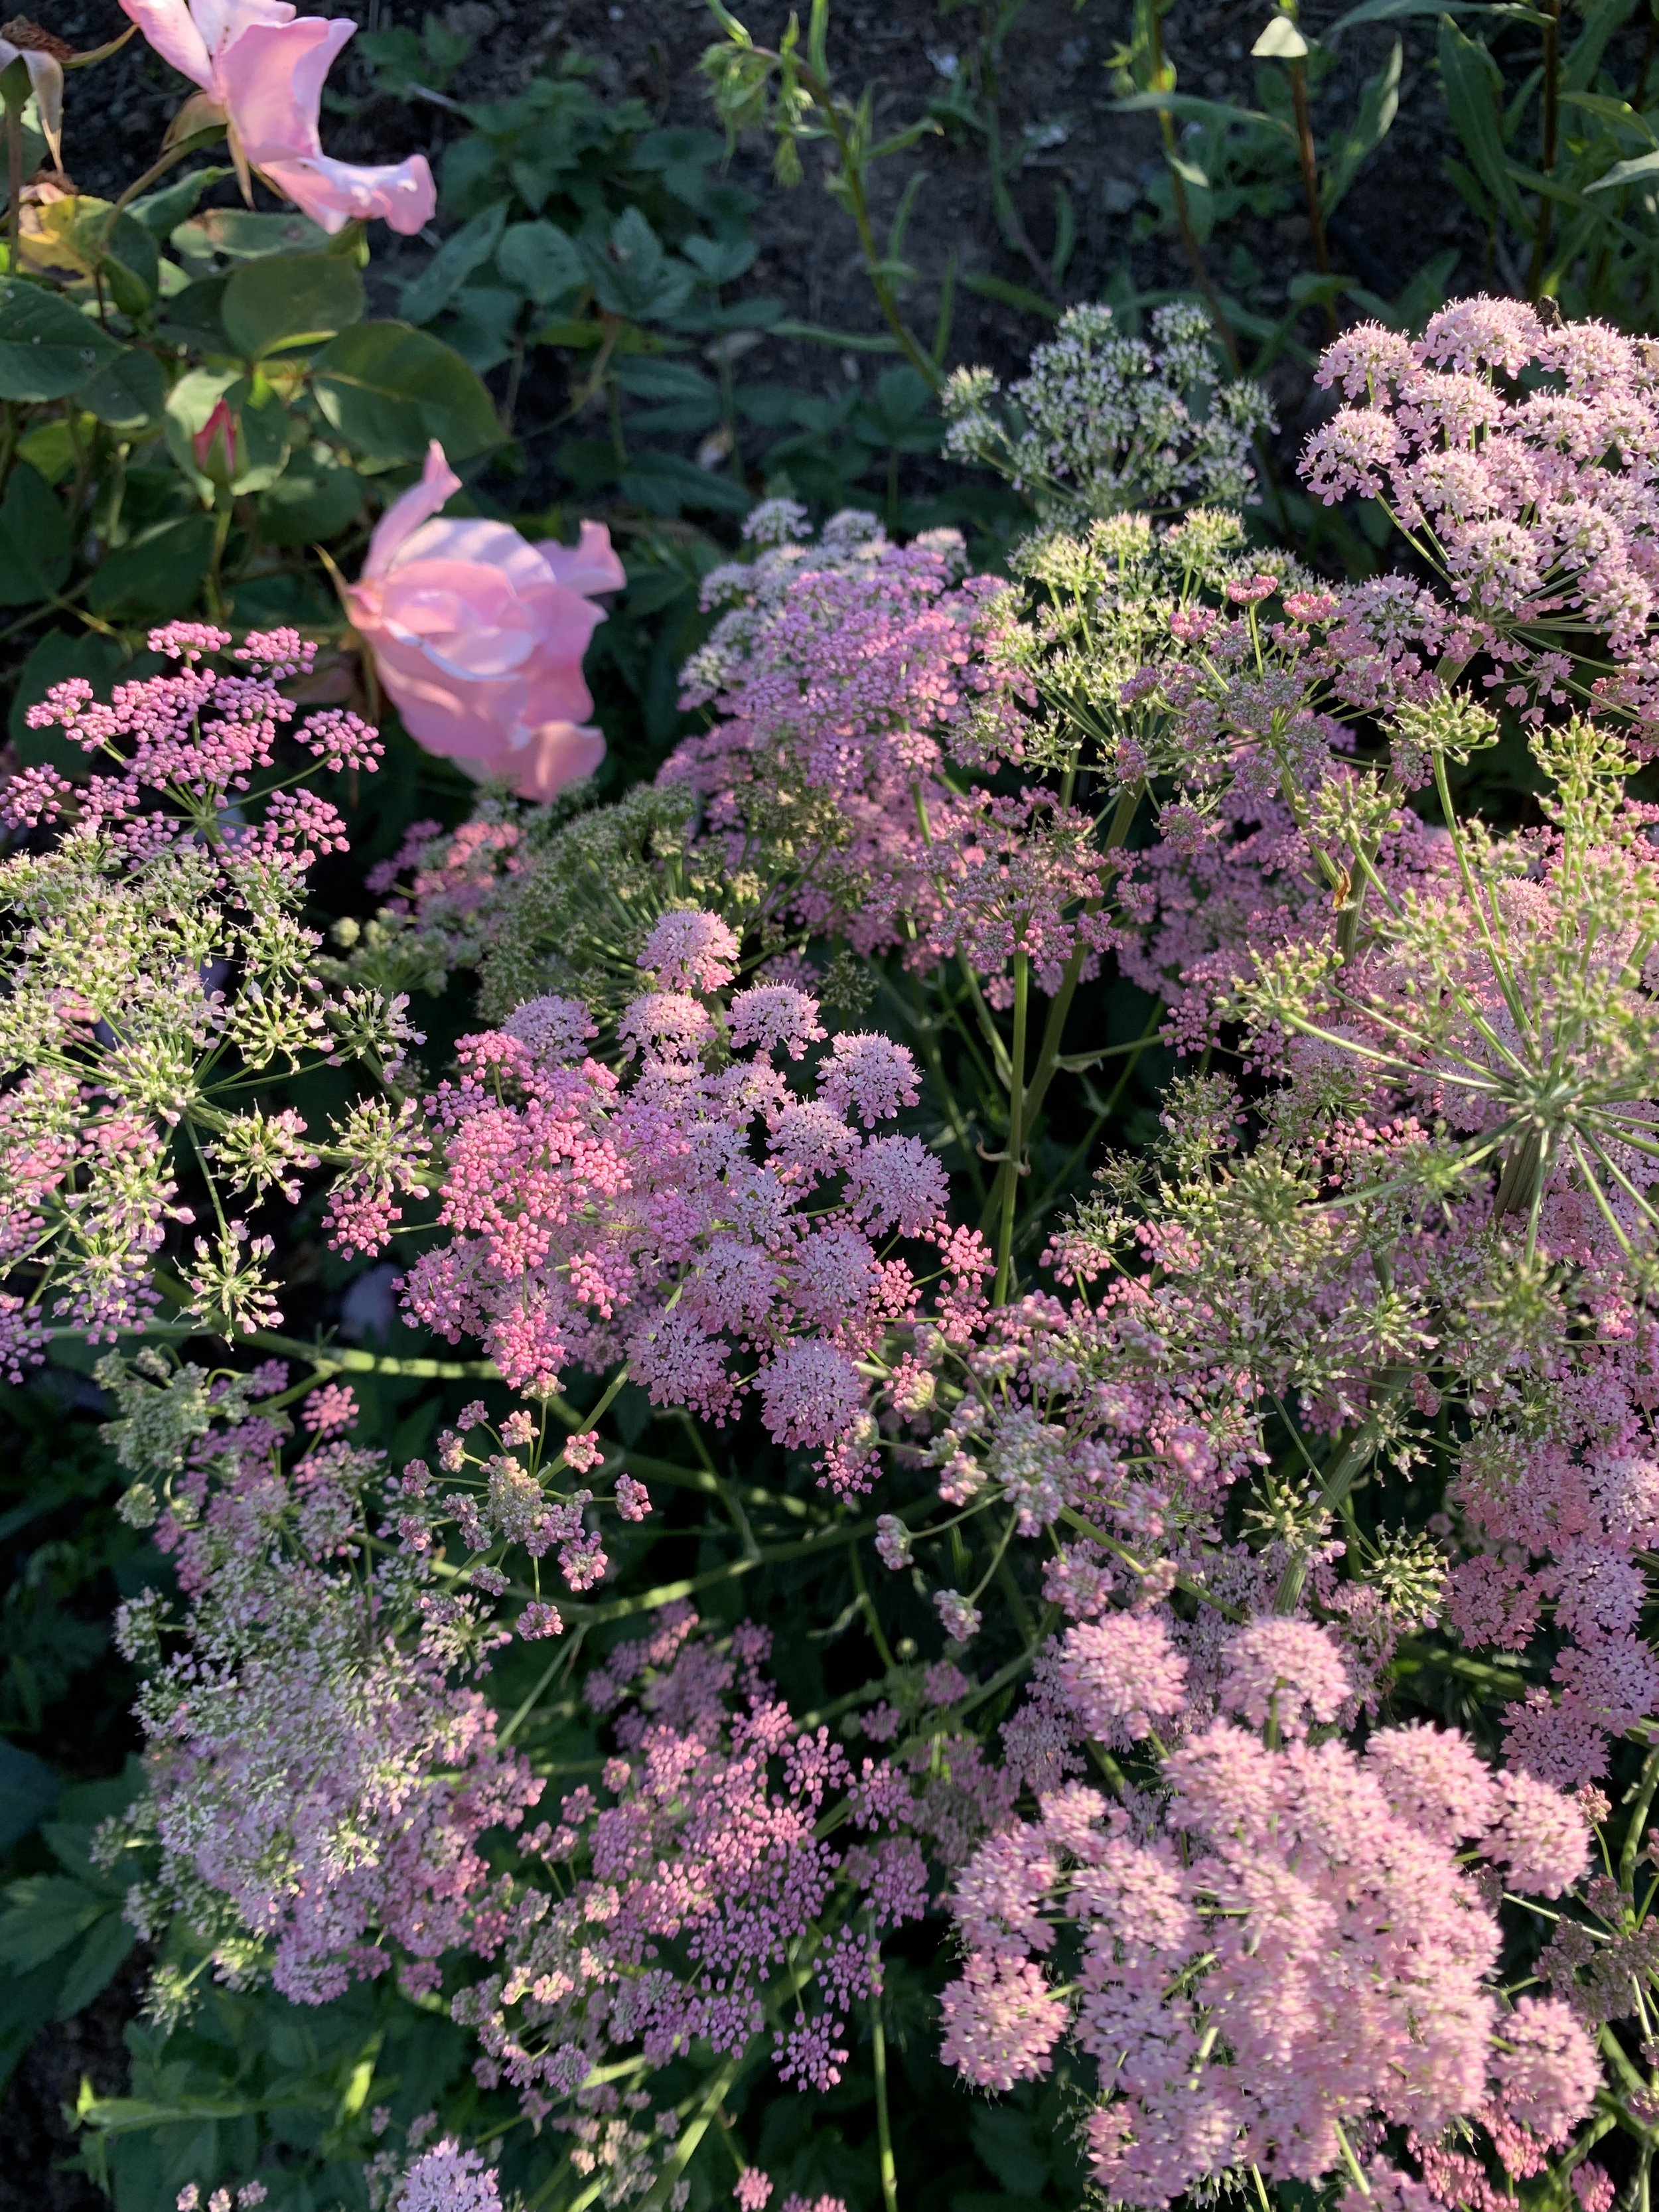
<box><xmin>0</xmin><ymin>1954</ymin><xmax>149</xmax><ymax>2209</ymax></box>
<box><xmin>52</xmin><ymin>0</ymin><xmax>1514</xmax><ymax>479</ymax></box>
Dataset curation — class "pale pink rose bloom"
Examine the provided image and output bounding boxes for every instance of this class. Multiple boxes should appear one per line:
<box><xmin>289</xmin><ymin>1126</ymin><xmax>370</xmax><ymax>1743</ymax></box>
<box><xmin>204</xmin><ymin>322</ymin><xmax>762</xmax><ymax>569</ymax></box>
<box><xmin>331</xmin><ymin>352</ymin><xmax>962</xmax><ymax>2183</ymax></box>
<box><xmin>117</xmin><ymin>0</ymin><xmax>435</xmax><ymax>234</ymax></box>
<box><xmin>344</xmin><ymin>440</ymin><xmax>626</xmax><ymax>800</ymax></box>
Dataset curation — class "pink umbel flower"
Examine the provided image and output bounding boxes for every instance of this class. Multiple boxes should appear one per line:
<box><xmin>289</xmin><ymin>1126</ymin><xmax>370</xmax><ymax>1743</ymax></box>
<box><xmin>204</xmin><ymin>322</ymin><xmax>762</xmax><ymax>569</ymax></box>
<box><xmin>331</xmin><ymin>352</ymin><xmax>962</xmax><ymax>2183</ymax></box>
<box><xmin>117</xmin><ymin>0</ymin><xmax>435</xmax><ymax>234</ymax></box>
<box><xmin>399</xmin><ymin>924</ymin><xmax>991</xmax><ymax>1478</ymax></box>
<box><xmin>1299</xmin><ymin>298</ymin><xmax>1659</xmax><ymax>727</ymax></box>
<box><xmin>395</xmin><ymin>2139</ymin><xmax>502</xmax><ymax>2212</ymax></box>
<box><xmin>665</xmin><ymin>515</ymin><xmax>1121</xmax><ymax>991</ymax></box>
<box><xmin>3</xmin><ymin>628</ymin><xmax>416</xmax><ymax>1346</ymax></box>
<box><xmin>1218</xmin><ymin>1617</ymin><xmax>1352</xmax><ymax>1739</ymax></box>
<box><xmin>454</xmin><ymin>1607</ymin><xmax>926</xmax><ymax>2118</ymax></box>
<box><xmin>1489</xmin><ymin>1997</ymin><xmax>1601</xmax><ymax>2144</ymax></box>
<box><xmin>106</xmin><ymin>1368</ymin><xmax>540</xmax><ymax>2006</ymax></box>
<box><xmin>343</xmin><ymin>442</ymin><xmax>626</xmax><ymax>800</ymax></box>
<box><xmin>942</xmin><ymin>1711</ymin><xmax>1595</xmax><ymax>2208</ymax></box>
<box><xmin>1054</xmin><ymin>1612</ymin><xmax>1189</xmax><ymax>1745</ymax></box>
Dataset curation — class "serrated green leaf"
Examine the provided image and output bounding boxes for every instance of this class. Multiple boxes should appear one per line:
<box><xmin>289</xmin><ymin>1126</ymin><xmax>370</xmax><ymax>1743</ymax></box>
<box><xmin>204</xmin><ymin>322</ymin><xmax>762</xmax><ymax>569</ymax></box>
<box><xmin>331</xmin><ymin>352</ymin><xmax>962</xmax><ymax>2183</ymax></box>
<box><xmin>257</xmin><ymin>446</ymin><xmax>364</xmax><ymax>546</ymax></box>
<box><xmin>77</xmin><ymin>346</ymin><xmax>168</xmax><ymax>430</ymax></box>
<box><xmin>311</xmin><ymin>321</ymin><xmax>500</xmax><ymax>464</ymax></box>
<box><xmin>0</xmin><ymin>279</ymin><xmax>122</xmax><ymax>402</ymax></box>
<box><xmin>680</xmin><ymin>232</ymin><xmax>757</xmax><ymax>285</ymax></box>
<box><xmin>131</xmin><ymin>164</ymin><xmax>232</xmax><ymax>240</ymax></box>
<box><xmin>582</xmin><ymin>208</ymin><xmax>695</xmax><ymax>323</ymax></box>
<box><xmin>399</xmin><ymin>199</ymin><xmax>510</xmax><ymax>327</ymax></box>
<box><xmin>612</xmin><ymin>358</ymin><xmax>718</xmax><ymax>402</ymax></box>
<box><xmin>172</xmin><ymin>207</ymin><xmax>332</xmax><ymax>263</ymax></box>
<box><xmin>87</xmin><ymin>513</ymin><xmax>216</xmax><ymax>619</ymax></box>
<box><xmin>496</xmin><ymin>219</ymin><xmax>587</xmax><ymax>307</ymax></box>
<box><xmin>0</xmin><ymin>1875</ymin><xmax>106</xmax><ymax>1967</ymax></box>
<box><xmin>54</xmin><ymin>1907</ymin><xmax>134</xmax><ymax>2019</ymax></box>
<box><xmin>619</xmin><ymin>450</ymin><xmax>752</xmax><ymax>515</ymax></box>
<box><xmin>222</xmin><ymin>252</ymin><xmax>365</xmax><ymax>360</ymax></box>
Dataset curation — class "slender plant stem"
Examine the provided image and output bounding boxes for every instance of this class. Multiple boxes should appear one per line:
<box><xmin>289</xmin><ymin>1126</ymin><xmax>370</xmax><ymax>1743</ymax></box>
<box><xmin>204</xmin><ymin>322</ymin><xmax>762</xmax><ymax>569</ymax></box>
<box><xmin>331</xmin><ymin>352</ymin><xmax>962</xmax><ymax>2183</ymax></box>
<box><xmin>93</xmin><ymin>136</ymin><xmax>202</xmax><ymax>256</ymax></box>
<box><xmin>1147</xmin><ymin>3</ymin><xmax>1240</xmax><ymax>370</ymax></box>
<box><xmin>1527</xmin><ymin>0</ymin><xmax>1562</xmax><ymax>298</ymax></box>
<box><xmin>804</xmin><ymin>72</ymin><xmax>941</xmax><ymax>387</ymax></box>
<box><xmin>74</xmin><ymin>1278</ymin><xmax>502</xmax><ymax>1380</ymax></box>
<box><xmin>1287</xmin><ymin>59</ymin><xmax>1336</xmax><ymax>337</ymax></box>
<box><xmin>980</xmin><ymin>782</ymin><xmax>1142</xmax><ymax>1245</ymax></box>
<box><xmin>640</xmin><ymin>2053</ymin><xmax>745</xmax><ymax>2212</ymax></box>
<box><xmin>1272</xmin><ymin>1370</ymin><xmax>1411</xmax><ymax>1613</ymax></box>
<box><xmin>1622</xmin><ymin>1745</ymin><xmax>1659</xmax><ymax>1893</ymax></box>
<box><xmin>5</xmin><ymin>97</ymin><xmax>22</xmax><ymax>273</ymax></box>
<box><xmin>993</xmin><ymin>949</ymin><xmax>1029</xmax><ymax>1304</ymax></box>
<box><xmin>871</xmin><ymin>1981</ymin><xmax>901</xmax><ymax>2212</ymax></box>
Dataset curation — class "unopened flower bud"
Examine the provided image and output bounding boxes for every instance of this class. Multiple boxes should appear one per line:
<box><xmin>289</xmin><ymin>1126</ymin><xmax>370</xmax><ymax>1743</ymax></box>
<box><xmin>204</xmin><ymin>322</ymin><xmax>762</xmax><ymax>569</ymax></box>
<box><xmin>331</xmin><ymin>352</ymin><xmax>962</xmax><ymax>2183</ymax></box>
<box><xmin>191</xmin><ymin>396</ymin><xmax>237</xmax><ymax>488</ymax></box>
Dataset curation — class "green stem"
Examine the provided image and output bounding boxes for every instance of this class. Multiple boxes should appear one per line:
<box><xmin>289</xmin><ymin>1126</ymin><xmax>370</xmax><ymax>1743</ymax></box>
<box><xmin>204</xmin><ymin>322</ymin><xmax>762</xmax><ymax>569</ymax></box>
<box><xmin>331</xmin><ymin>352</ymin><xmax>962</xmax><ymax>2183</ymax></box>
<box><xmin>93</xmin><ymin>137</ymin><xmax>200</xmax><ymax>257</ymax></box>
<box><xmin>604</xmin><ymin>1449</ymin><xmax>822</xmax><ymax>1523</ymax></box>
<box><xmin>993</xmin><ymin>948</ymin><xmax>1029</xmax><ymax>1304</ymax></box>
<box><xmin>981</xmin><ymin>782</ymin><xmax>1141</xmax><ymax>1248</ymax></box>
<box><xmin>1287</xmin><ymin>59</ymin><xmax>1335</xmax><ymax>338</ymax></box>
<box><xmin>567</xmin><ymin>1361</ymin><xmax>631</xmax><ymax>1441</ymax></box>
<box><xmin>1390</xmin><ymin>1636</ymin><xmax>1528</xmax><ymax>1702</ymax></box>
<box><xmin>1022</xmin><ymin>786</ymin><xmax>1141</xmax><ymax>1134</ymax></box>
<box><xmin>640</xmin><ymin>2053</ymin><xmax>745</xmax><ymax>2212</ymax></box>
<box><xmin>205</xmin><ymin>500</ymin><xmax>232</xmax><ymax>621</ymax></box>
<box><xmin>572</xmin><ymin>1518</ymin><xmax>879</xmax><ymax>1627</ymax></box>
<box><xmin>1272</xmin><ymin>1370</ymin><xmax>1411</xmax><ymax>1614</ymax></box>
<box><xmin>796</xmin><ymin>67</ymin><xmax>941</xmax><ymax>388</ymax></box>
<box><xmin>1622</xmin><ymin>1745</ymin><xmax>1659</xmax><ymax>1894</ymax></box>
<box><xmin>1527</xmin><ymin>0</ymin><xmax>1561</xmax><ymax>297</ymax></box>
<box><xmin>851</xmin><ymin>1542</ymin><xmax>898</xmax><ymax>1670</ymax></box>
<box><xmin>872</xmin><ymin>1980</ymin><xmax>900</xmax><ymax>2212</ymax></box>
<box><xmin>92</xmin><ymin>1279</ymin><xmax>502</xmax><ymax>1380</ymax></box>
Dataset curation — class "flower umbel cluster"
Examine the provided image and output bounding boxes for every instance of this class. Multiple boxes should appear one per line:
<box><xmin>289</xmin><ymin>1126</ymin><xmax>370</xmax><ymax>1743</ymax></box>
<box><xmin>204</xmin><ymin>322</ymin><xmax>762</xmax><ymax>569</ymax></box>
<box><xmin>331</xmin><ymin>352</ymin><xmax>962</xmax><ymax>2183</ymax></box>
<box><xmin>400</xmin><ymin>909</ymin><xmax>993</xmax><ymax>1489</ymax></box>
<box><xmin>0</xmin><ymin>625</ymin><xmax>419</xmax><ymax>1345</ymax></box>
<box><xmin>98</xmin><ymin>1351</ymin><xmax>540</xmax><ymax>2014</ymax></box>
<box><xmin>456</xmin><ymin>1605</ymin><xmax>926</xmax><ymax>2144</ymax></box>
<box><xmin>944</xmin><ymin>302</ymin><xmax>1274</xmax><ymax>522</ymax></box>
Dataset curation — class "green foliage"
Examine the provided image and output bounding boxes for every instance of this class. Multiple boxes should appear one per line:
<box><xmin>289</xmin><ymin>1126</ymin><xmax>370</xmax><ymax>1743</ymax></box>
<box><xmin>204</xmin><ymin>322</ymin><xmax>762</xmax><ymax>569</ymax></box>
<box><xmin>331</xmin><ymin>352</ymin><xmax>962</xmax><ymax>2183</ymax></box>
<box><xmin>0</xmin><ymin>192</ymin><xmax>496</xmax><ymax>633</ymax></box>
<box><xmin>76</xmin><ymin>1976</ymin><xmax>475</xmax><ymax>2211</ymax></box>
<box><xmin>0</xmin><ymin>275</ymin><xmax>123</xmax><ymax>400</ymax></box>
